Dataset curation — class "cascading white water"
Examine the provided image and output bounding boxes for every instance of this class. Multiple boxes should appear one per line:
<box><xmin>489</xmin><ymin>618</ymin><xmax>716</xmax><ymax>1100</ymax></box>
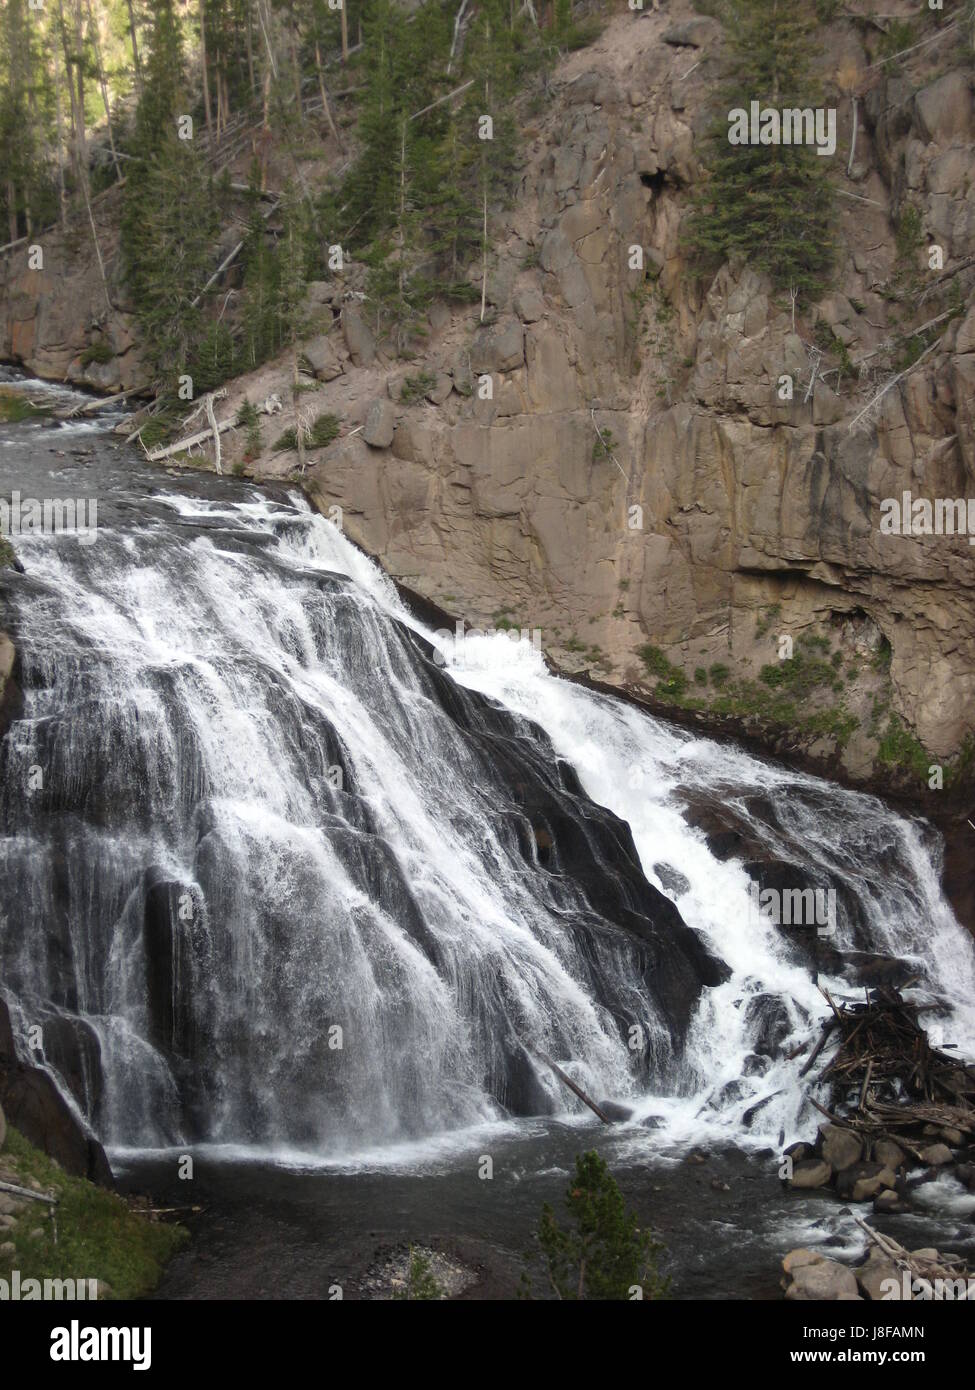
<box><xmin>283</xmin><ymin>497</ymin><xmax>975</xmax><ymax>1149</ymax></box>
<box><xmin>2</xmin><ymin>472</ymin><xmax>974</xmax><ymax>1163</ymax></box>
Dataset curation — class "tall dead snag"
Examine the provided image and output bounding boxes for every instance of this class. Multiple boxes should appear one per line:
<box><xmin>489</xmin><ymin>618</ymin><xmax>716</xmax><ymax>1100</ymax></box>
<box><xmin>85</xmin><ymin>0</ymin><xmax>122</xmax><ymax>184</ymax></box>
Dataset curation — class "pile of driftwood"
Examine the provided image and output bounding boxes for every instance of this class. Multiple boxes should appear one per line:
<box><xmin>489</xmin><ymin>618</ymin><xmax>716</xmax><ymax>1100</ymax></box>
<box><xmin>802</xmin><ymin>984</ymin><xmax>975</xmax><ymax>1150</ymax></box>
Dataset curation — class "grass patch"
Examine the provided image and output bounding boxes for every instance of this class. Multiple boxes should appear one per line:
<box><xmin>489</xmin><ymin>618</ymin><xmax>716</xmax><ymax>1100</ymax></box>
<box><xmin>0</xmin><ymin>1127</ymin><xmax>187</xmax><ymax>1299</ymax></box>
<box><xmin>0</xmin><ymin>390</ymin><xmax>50</xmax><ymax>423</ymax></box>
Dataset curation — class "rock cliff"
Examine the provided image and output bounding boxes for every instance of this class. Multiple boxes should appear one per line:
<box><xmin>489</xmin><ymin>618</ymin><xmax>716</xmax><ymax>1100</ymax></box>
<box><xmin>3</xmin><ymin>2</ymin><xmax>974</xmax><ymax>802</ymax></box>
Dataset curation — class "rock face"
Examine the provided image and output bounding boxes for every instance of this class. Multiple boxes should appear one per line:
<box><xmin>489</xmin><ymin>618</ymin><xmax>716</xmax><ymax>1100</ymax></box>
<box><xmin>292</xmin><ymin>8</ymin><xmax>975</xmax><ymax>794</ymax></box>
<box><xmin>0</xmin><ymin>185</ymin><xmax>145</xmax><ymax>392</ymax></box>
<box><xmin>363</xmin><ymin>398</ymin><xmax>396</xmax><ymax>448</ymax></box>
<box><xmin>0</xmin><ymin>999</ymin><xmax>113</xmax><ymax>1188</ymax></box>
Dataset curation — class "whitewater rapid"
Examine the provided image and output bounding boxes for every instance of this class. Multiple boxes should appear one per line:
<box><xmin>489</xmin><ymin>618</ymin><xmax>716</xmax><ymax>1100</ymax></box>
<box><xmin>3</xmin><ymin>464</ymin><xmax>974</xmax><ymax>1165</ymax></box>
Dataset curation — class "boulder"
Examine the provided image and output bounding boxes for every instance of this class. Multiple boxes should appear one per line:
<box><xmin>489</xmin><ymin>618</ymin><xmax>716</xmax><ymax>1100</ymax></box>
<box><xmin>782</xmin><ymin>1248</ymin><xmax>821</xmax><ymax>1275</ymax></box>
<box><xmin>469</xmin><ymin>318</ymin><xmax>525</xmax><ymax>374</ymax></box>
<box><xmin>426</xmin><ymin>373</ymin><xmax>453</xmax><ymax>405</ymax></box>
<box><xmin>919</xmin><ymin>1142</ymin><xmax>953</xmax><ymax>1167</ymax></box>
<box><xmin>363</xmin><ymin>398</ymin><xmax>396</xmax><ymax>448</ymax></box>
<box><xmin>514</xmin><ymin>287</ymin><xmax>545</xmax><ymax>323</ymax></box>
<box><xmin>789</xmin><ymin>1157</ymin><xmax>832</xmax><ymax>1189</ymax></box>
<box><xmin>786</xmin><ymin>1258</ymin><xmax>861</xmax><ymax>1301</ymax></box>
<box><xmin>302</xmin><ymin>335</ymin><xmax>343</xmax><ymax>382</ymax></box>
<box><xmin>852</xmin><ymin>1167</ymin><xmax>897</xmax><ymax>1202</ymax></box>
<box><xmin>341</xmin><ymin>305</ymin><xmax>376</xmax><ymax>367</ymax></box>
<box><xmin>836</xmin><ymin>1161</ymin><xmax>896</xmax><ymax>1201</ymax></box>
<box><xmin>857</xmin><ymin>1248</ymin><xmax>902</xmax><ymax>1301</ymax></box>
<box><xmin>872</xmin><ymin>1138</ymin><xmax>906</xmax><ymax>1171</ymax></box>
<box><xmin>873</xmin><ymin>1189</ymin><xmax>909</xmax><ymax>1216</ymax></box>
<box><xmin>597</xmin><ymin>1100</ymin><xmax>634</xmax><ymax>1122</ymax></box>
<box><xmin>663</xmin><ymin>19</ymin><xmax>716</xmax><ymax>47</ymax></box>
<box><xmin>955</xmin><ymin>305</ymin><xmax>975</xmax><ymax>355</ymax></box>
<box><xmin>915</xmin><ymin>70</ymin><xmax>973</xmax><ymax>145</ymax></box>
<box><xmin>818</xmin><ymin>1123</ymin><xmax>863</xmax><ymax>1173</ymax></box>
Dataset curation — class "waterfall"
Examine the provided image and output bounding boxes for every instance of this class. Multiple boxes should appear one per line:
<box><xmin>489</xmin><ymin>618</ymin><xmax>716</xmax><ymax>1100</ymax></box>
<box><xmin>2</xmin><ymin>470</ymin><xmax>973</xmax><ymax>1163</ymax></box>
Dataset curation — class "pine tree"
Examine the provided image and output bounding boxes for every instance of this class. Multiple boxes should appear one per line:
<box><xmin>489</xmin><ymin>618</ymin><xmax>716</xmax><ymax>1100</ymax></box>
<box><xmin>533</xmin><ymin>1151</ymin><xmax>669</xmax><ymax>1301</ymax></box>
<box><xmin>686</xmin><ymin>0</ymin><xmax>835</xmax><ymax>297</ymax></box>
<box><xmin>121</xmin><ymin>1</ymin><xmax>221</xmax><ymax>393</ymax></box>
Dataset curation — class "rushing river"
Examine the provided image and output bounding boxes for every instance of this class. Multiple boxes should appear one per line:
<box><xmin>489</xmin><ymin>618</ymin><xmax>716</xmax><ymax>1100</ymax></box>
<box><xmin>2</xmin><ymin>371</ymin><xmax>974</xmax><ymax>1296</ymax></box>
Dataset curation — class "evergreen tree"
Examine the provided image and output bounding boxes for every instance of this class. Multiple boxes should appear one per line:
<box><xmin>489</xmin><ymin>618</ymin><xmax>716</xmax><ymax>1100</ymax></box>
<box><xmin>121</xmin><ymin>1</ymin><xmax>221</xmax><ymax>392</ymax></box>
<box><xmin>687</xmin><ymin>0</ymin><xmax>834</xmax><ymax>296</ymax></box>
<box><xmin>533</xmin><ymin>1151</ymin><xmax>669</xmax><ymax>1301</ymax></box>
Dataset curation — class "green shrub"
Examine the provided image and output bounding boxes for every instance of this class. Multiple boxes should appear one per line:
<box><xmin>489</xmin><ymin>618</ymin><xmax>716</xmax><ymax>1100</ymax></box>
<box><xmin>80</xmin><ymin>340</ymin><xmax>115</xmax><ymax>367</ymax></box>
<box><xmin>309</xmin><ymin>412</ymin><xmax>341</xmax><ymax>448</ymax></box>
<box><xmin>400</xmin><ymin>371</ymin><xmax>437</xmax><ymax>404</ymax></box>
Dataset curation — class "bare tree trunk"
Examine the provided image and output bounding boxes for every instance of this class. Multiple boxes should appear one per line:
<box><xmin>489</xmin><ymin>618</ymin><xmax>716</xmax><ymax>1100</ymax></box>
<box><xmin>340</xmin><ymin>0</ymin><xmax>348</xmax><ymax>63</ymax></box>
<box><xmin>205</xmin><ymin>392</ymin><xmax>223</xmax><ymax>474</ymax></box>
<box><xmin>245</xmin><ymin>0</ymin><xmax>256</xmax><ymax>94</ymax></box>
<box><xmin>398</xmin><ymin>117</ymin><xmax>407</xmax><ymax>353</ymax></box>
<box><xmin>81</xmin><ymin>176</ymin><xmax>113</xmax><ymax>313</ymax></box>
<box><xmin>200</xmin><ymin>1</ymin><xmax>213</xmax><ymax>136</ymax></box>
<box><xmin>447</xmin><ymin>0</ymin><xmax>470</xmax><ymax>75</ymax></box>
<box><xmin>6</xmin><ymin>184</ymin><xmax>17</xmax><ymax>246</ymax></box>
<box><xmin>288</xmin><ymin>6</ymin><xmax>302</xmax><ymax>109</ymax></box>
<box><xmin>52</xmin><ymin>28</ymin><xmax>67</xmax><ymax>225</ymax></box>
<box><xmin>314</xmin><ymin>40</ymin><xmax>345</xmax><ymax>151</ymax></box>
<box><xmin>71</xmin><ymin>0</ymin><xmax>86</xmax><ymax>173</ymax></box>
<box><xmin>847</xmin><ymin>96</ymin><xmax>859</xmax><ymax>178</ymax></box>
<box><xmin>125</xmin><ymin>0</ymin><xmax>142</xmax><ymax>92</ymax></box>
<box><xmin>86</xmin><ymin>0</ymin><xmax>123</xmax><ymax>184</ymax></box>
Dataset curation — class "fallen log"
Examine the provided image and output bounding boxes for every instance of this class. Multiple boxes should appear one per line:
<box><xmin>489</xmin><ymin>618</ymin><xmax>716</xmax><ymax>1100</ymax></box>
<box><xmin>0</xmin><ymin>1179</ymin><xmax>57</xmax><ymax>1206</ymax></box>
<box><xmin>528</xmin><ymin>1045</ymin><xmax>610</xmax><ymax>1124</ymax></box>
<box><xmin>799</xmin><ymin>1017</ymin><xmax>838</xmax><ymax>1077</ymax></box>
<box><xmin>145</xmin><ymin>416</ymin><xmax>234</xmax><ymax>462</ymax></box>
<box><xmin>62</xmin><ymin>389</ymin><xmax>139</xmax><ymax>418</ymax></box>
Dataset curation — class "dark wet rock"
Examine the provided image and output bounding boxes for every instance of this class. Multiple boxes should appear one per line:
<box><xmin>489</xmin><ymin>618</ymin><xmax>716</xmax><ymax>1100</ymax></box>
<box><xmin>598</xmin><ymin>1099</ymin><xmax>634</xmax><ymax>1122</ymax></box>
<box><xmin>744</xmin><ymin>994</ymin><xmax>792</xmax><ymax>1059</ymax></box>
<box><xmin>0</xmin><ymin>999</ymin><xmax>113</xmax><ymax>1187</ymax></box>
<box><xmin>653</xmin><ymin>862</ymin><xmax>690</xmax><ymax>898</ymax></box>
<box><xmin>742</xmin><ymin>1052</ymin><xmax>771</xmax><ymax>1078</ymax></box>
